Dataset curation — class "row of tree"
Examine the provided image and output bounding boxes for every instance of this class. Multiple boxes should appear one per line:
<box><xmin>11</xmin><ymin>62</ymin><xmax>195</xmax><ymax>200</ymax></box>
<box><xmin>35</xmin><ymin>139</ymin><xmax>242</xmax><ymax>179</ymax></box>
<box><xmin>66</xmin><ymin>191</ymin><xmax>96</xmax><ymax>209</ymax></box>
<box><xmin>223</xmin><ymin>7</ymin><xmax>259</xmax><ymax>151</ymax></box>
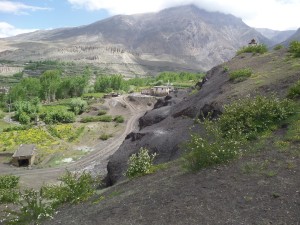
<box><xmin>8</xmin><ymin>70</ymin><xmax>89</xmax><ymax>103</ymax></box>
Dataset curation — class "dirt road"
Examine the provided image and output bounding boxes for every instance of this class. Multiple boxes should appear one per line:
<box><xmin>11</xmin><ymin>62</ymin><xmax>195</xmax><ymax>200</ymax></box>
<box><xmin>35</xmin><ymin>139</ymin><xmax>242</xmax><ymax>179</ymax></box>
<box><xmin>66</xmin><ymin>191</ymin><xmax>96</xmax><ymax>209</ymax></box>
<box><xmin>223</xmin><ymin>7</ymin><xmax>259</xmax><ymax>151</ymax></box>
<box><xmin>0</xmin><ymin>96</ymin><xmax>147</xmax><ymax>189</ymax></box>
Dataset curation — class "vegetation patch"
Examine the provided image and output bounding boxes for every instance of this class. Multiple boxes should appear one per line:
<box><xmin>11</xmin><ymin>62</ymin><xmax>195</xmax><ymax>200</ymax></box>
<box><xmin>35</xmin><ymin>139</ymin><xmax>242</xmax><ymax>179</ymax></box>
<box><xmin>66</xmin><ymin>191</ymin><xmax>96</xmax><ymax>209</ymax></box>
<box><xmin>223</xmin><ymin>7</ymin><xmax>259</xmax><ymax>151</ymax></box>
<box><xmin>99</xmin><ymin>133</ymin><xmax>113</xmax><ymax>140</ymax></box>
<box><xmin>47</xmin><ymin>124</ymin><xmax>84</xmax><ymax>142</ymax></box>
<box><xmin>126</xmin><ymin>148</ymin><xmax>157</xmax><ymax>178</ymax></box>
<box><xmin>81</xmin><ymin>115</ymin><xmax>113</xmax><ymax>123</ymax></box>
<box><xmin>0</xmin><ymin>175</ymin><xmax>19</xmax><ymax>204</ymax></box>
<box><xmin>1</xmin><ymin>171</ymin><xmax>96</xmax><ymax>225</ymax></box>
<box><xmin>237</xmin><ymin>44</ymin><xmax>268</xmax><ymax>55</ymax></box>
<box><xmin>229</xmin><ymin>68</ymin><xmax>252</xmax><ymax>82</ymax></box>
<box><xmin>114</xmin><ymin>115</ymin><xmax>124</xmax><ymax>123</ymax></box>
<box><xmin>183</xmin><ymin>96</ymin><xmax>295</xmax><ymax>171</ymax></box>
<box><xmin>288</xmin><ymin>41</ymin><xmax>300</xmax><ymax>57</ymax></box>
<box><xmin>287</xmin><ymin>80</ymin><xmax>300</xmax><ymax>99</ymax></box>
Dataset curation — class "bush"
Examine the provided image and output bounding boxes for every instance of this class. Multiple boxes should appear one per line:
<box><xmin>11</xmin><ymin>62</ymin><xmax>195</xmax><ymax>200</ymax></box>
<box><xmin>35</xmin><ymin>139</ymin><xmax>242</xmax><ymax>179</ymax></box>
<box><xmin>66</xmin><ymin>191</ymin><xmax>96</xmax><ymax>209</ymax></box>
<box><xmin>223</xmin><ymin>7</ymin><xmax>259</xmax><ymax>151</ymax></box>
<box><xmin>273</xmin><ymin>45</ymin><xmax>284</xmax><ymax>50</ymax></box>
<box><xmin>289</xmin><ymin>40</ymin><xmax>300</xmax><ymax>57</ymax></box>
<box><xmin>229</xmin><ymin>68</ymin><xmax>252</xmax><ymax>82</ymax></box>
<box><xmin>184</xmin><ymin>96</ymin><xmax>295</xmax><ymax>172</ymax></box>
<box><xmin>41</xmin><ymin>108</ymin><xmax>75</xmax><ymax>124</ymax></box>
<box><xmin>3</xmin><ymin>189</ymin><xmax>54</xmax><ymax>225</ymax></box>
<box><xmin>287</xmin><ymin>80</ymin><xmax>300</xmax><ymax>99</ymax></box>
<box><xmin>99</xmin><ymin>133</ymin><xmax>112</xmax><ymax>140</ymax></box>
<box><xmin>18</xmin><ymin>112</ymin><xmax>31</xmax><ymax>125</ymax></box>
<box><xmin>0</xmin><ymin>175</ymin><xmax>20</xmax><ymax>204</ymax></box>
<box><xmin>183</xmin><ymin>119</ymin><xmax>243</xmax><ymax>171</ymax></box>
<box><xmin>81</xmin><ymin>115</ymin><xmax>112</xmax><ymax>123</ymax></box>
<box><xmin>219</xmin><ymin>96</ymin><xmax>295</xmax><ymax>140</ymax></box>
<box><xmin>98</xmin><ymin>110</ymin><xmax>107</xmax><ymax>116</ymax></box>
<box><xmin>237</xmin><ymin>44</ymin><xmax>268</xmax><ymax>55</ymax></box>
<box><xmin>69</xmin><ymin>98</ymin><xmax>88</xmax><ymax>115</ymax></box>
<box><xmin>41</xmin><ymin>171</ymin><xmax>95</xmax><ymax>206</ymax></box>
<box><xmin>0</xmin><ymin>109</ymin><xmax>4</xmax><ymax>119</ymax></box>
<box><xmin>114</xmin><ymin>115</ymin><xmax>124</xmax><ymax>123</ymax></box>
<box><xmin>126</xmin><ymin>148</ymin><xmax>157</xmax><ymax>178</ymax></box>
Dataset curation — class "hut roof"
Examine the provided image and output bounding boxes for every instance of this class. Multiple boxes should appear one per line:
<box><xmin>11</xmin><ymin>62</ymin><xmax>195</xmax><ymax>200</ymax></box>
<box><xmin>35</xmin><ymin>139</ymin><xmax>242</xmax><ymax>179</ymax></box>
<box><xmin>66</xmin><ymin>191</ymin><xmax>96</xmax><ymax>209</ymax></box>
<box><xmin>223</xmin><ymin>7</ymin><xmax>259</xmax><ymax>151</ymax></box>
<box><xmin>13</xmin><ymin>144</ymin><xmax>36</xmax><ymax>157</ymax></box>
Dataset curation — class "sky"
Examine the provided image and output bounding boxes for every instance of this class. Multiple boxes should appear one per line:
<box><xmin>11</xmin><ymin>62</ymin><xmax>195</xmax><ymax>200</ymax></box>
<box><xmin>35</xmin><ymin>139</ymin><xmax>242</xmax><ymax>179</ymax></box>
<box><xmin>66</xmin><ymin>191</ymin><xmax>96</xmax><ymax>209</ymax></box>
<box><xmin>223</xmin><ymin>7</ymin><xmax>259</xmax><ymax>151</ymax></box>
<box><xmin>0</xmin><ymin>0</ymin><xmax>299</xmax><ymax>38</ymax></box>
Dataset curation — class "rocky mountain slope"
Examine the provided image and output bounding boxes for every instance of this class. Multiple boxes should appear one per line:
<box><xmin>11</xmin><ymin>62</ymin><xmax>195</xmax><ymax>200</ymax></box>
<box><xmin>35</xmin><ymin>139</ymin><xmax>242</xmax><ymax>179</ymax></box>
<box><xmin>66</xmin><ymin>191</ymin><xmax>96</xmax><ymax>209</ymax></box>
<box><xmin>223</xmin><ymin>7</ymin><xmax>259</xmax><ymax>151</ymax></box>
<box><xmin>256</xmin><ymin>28</ymin><xmax>296</xmax><ymax>44</ymax></box>
<box><xmin>44</xmin><ymin>47</ymin><xmax>300</xmax><ymax>225</ymax></box>
<box><xmin>282</xmin><ymin>28</ymin><xmax>300</xmax><ymax>46</ymax></box>
<box><xmin>1</xmin><ymin>5</ymin><xmax>272</xmax><ymax>75</ymax></box>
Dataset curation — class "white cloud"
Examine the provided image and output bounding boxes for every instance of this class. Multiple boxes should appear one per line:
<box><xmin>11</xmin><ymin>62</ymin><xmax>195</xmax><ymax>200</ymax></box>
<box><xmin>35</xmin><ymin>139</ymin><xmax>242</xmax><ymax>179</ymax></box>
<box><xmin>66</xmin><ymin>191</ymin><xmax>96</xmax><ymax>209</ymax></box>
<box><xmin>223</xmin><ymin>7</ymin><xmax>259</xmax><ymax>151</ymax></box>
<box><xmin>67</xmin><ymin>0</ymin><xmax>300</xmax><ymax>30</ymax></box>
<box><xmin>0</xmin><ymin>22</ymin><xmax>37</xmax><ymax>38</ymax></box>
<box><xmin>0</xmin><ymin>1</ymin><xmax>50</xmax><ymax>15</ymax></box>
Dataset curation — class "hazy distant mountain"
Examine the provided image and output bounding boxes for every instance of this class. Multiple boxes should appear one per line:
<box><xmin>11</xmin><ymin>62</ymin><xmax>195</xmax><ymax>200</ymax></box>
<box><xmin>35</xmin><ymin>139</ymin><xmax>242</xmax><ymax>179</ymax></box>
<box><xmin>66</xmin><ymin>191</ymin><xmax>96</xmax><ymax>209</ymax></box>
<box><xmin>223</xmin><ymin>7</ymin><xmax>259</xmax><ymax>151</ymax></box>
<box><xmin>0</xmin><ymin>5</ymin><xmax>272</xmax><ymax>75</ymax></box>
<box><xmin>256</xmin><ymin>28</ymin><xmax>296</xmax><ymax>44</ymax></box>
<box><xmin>281</xmin><ymin>28</ymin><xmax>300</xmax><ymax>46</ymax></box>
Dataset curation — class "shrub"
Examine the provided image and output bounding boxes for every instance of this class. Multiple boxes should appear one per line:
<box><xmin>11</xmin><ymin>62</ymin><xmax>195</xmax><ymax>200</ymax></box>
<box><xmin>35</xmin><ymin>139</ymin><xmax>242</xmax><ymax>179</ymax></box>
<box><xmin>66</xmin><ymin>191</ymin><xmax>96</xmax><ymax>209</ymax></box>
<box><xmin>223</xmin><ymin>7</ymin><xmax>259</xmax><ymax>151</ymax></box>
<box><xmin>289</xmin><ymin>40</ymin><xmax>300</xmax><ymax>57</ymax></box>
<box><xmin>114</xmin><ymin>115</ymin><xmax>124</xmax><ymax>123</ymax></box>
<box><xmin>183</xmin><ymin>119</ymin><xmax>243</xmax><ymax>171</ymax></box>
<box><xmin>219</xmin><ymin>96</ymin><xmax>295</xmax><ymax>140</ymax></box>
<box><xmin>229</xmin><ymin>68</ymin><xmax>252</xmax><ymax>82</ymax></box>
<box><xmin>81</xmin><ymin>115</ymin><xmax>112</xmax><ymax>123</ymax></box>
<box><xmin>126</xmin><ymin>148</ymin><xmax>157</xmax><ymax>178</ymax></box>
<box><xmin>0</xmin><ymin>175</ymin><xmax>20</xmax><ymax>204</ymax></box>
<box><xmin>41</xmin><ymin>171</ymin><xmax>95</xmax><ymax>206</ymax></box>
<box><xmin>18</xmin><ymin>112</ymin><xmax>31</xmax><ymax>125</ymax></box>
<box><xmin>98</xmin><ymin>110</ymin><xmax>107</xmax><ymax>116</ymax></box>
<box><xmin>0</xmin><ymin>109</ymin><xmax>4</xmax><ymax>119</ymax></box>
<box><xmin>273</xmin><ymin>45</ymin><xmax>284</xmax><ymax>50</ymax></box>
<box><xmin>3</xmin><ymin>189</ymin><xmax>54</xmax><ymax>225</ymax></box>
<box><xmin>237</xmin><ymin>44</ymin><xmax>268</xmax><ymax>55</ymax></box>
<box><xmin>287</xmin><ymin>80</ymin><xmax>300</xmax><ymax>99</ymax></box>
<box><xmin>69</xmin><ymin>98</ymin><xmax>88</xmax><ymax>115</ymax></box>
<box><xmin>99</xmin><ymin>133</ymin><xmax>112</xmax><ymax>140</ymax></box>
<box><xmin>41</xmin><ymin>109</ymin><xmax>75</xmax><ymax>124</ymax></box>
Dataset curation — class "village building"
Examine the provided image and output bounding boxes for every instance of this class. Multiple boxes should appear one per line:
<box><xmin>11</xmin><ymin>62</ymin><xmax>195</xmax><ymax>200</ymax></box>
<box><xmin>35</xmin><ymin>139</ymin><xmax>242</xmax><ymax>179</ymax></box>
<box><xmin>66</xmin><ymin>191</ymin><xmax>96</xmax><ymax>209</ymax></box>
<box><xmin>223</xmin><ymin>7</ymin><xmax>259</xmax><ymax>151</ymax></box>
<box><xmin>12</xmin><ymin>144</ymin><xmax>36</xmax><ymax>167</ymax></box>
<box><xmin>141</xmin><ymin>85</ymin><xmax>172</xmax><ymax>97</ymax></box>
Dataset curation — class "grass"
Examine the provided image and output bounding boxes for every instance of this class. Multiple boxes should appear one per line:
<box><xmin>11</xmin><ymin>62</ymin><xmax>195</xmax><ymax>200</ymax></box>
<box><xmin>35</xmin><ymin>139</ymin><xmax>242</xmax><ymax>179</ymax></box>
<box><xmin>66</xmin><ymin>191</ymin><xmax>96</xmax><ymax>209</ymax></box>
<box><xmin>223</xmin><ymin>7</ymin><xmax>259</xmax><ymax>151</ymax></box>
<box><xmin>0</xmin><ymin>120</ymin><xmax>11</xmax><ymax>132</ymax></box>
<box><xmin>82</xmin><ymin>93</ymin><xmax>105</xmax><ymax>99</ymax></box>
<box><xmin>237</xmin><ymin>44</ymin><xmax>268</xmax><ymax>55</ymax></box>
<box><xmin>229</xmin><ymin>68</ymin><xmax>252</xmax><ymax>82</ymax></box>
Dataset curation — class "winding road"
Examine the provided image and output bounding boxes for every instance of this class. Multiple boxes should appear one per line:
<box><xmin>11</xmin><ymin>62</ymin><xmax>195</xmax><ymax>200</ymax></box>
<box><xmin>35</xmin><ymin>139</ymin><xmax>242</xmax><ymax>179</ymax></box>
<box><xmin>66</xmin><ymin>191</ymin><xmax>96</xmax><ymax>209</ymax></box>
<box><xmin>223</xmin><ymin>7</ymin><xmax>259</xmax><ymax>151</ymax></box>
<box><xmin>0</xmin><ymin>96</ymin><xmax>147</xmax><ymax>188</ymax></box>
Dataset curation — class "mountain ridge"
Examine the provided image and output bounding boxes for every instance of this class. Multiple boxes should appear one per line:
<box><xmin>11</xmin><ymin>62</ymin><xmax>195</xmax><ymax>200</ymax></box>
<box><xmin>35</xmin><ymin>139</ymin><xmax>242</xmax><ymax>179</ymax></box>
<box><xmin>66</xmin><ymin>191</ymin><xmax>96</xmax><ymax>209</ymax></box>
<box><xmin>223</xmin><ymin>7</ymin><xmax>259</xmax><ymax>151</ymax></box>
<box><xmin>1</xmin><ymin>5</ymin><xmax>274</xmax><ymax>75</ymax></box>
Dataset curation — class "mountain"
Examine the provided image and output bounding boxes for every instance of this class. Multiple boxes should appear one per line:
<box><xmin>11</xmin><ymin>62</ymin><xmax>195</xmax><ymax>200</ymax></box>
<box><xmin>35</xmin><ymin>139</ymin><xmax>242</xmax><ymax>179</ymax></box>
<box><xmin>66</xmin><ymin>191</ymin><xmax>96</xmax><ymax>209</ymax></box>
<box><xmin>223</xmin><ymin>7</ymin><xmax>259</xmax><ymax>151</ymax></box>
<box><xmin>256</xmin><ymin>28</ymin><xmax>296</xmax><ymax>44</ymax></box>
<box><xmin>282</xmin><ymin>28</ymin><xmax>300</xmax><ymax>46</ymax></box>
<box><xmin>0</xmin><ymin>5</ymin><xmax>272</xmax><ymax>75</ymax></box>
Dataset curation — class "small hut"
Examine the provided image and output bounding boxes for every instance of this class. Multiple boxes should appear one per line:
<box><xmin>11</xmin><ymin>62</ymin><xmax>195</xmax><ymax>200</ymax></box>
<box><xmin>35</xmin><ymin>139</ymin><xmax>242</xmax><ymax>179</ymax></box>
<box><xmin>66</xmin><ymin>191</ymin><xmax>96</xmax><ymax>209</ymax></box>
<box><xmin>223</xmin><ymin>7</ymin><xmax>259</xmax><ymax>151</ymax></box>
<box><xmin>12</xmin><ymin>144</ymin><xmax>36</xmax><ymax>167</ymax></box>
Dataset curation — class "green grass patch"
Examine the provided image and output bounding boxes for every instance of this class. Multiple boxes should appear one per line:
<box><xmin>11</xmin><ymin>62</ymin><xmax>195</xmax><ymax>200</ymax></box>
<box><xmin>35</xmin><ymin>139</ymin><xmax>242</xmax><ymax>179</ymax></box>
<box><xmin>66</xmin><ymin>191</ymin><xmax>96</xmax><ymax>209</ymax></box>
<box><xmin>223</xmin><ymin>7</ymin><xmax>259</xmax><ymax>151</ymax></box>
<box><xmin>229</xmin><ymin>68</ymin><xmax>252</xmax><ymax>82</ymax></box>
<box><xmin>81</xmin><ymin>115</ymin><xmax>113</xmax><ymax>123</ymax></box>
<box><xmin>287</xmin><ymin>80</ymin><xmax>300</xmax><ymax>99</ymax></box>
<box><xmin>237</xmin><ymin>44</ymin><xmax>268</xmax><ymax>55</ymax></box>
<box><xmin>99</xmin><ymin>133</ymin><xmax>113</xmax><ymax>140</ymax></box>
<box><xmin>82</xmin><ymin>92</ymin><xmax>105</xmax><ymax>99</ymax></box>
<box><xmin>289</xmin><ymin>40</ymin><xmax>300</xmax><ymax>57</ymax></box>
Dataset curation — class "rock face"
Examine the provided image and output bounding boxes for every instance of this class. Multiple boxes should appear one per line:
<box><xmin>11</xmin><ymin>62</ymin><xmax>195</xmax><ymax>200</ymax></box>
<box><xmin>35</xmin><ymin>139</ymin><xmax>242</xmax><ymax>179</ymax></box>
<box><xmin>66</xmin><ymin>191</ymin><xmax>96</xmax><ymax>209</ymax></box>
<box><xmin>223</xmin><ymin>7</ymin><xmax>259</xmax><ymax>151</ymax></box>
<box><xmin>1</xmin><ymin>5</ymin><xmax>272</xmax><ymax>75</ymax></box>
<box><xmin>105</xmin><ymin>65</ymin><xmax>228</xmax><ymax>186</ymax></box>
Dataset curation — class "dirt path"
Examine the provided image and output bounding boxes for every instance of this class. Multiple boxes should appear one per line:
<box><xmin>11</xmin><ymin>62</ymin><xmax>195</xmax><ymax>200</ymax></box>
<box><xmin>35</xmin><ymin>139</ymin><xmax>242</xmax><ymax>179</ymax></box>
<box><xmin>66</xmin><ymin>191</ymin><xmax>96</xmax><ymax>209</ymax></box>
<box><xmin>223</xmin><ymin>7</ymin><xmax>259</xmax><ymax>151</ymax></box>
<box><xmin>0</xmin><ymin>96</ymin><xmax>147</xmax><ymax>189</ymax></box>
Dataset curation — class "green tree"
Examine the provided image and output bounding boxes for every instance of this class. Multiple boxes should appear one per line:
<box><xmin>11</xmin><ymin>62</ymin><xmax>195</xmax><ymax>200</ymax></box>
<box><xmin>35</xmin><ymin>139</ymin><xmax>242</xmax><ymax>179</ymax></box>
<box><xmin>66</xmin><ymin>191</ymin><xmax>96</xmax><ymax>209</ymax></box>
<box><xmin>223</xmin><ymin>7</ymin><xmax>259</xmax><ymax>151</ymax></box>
<box><xmin>40</xmin><ymin>70</ymin><xmax>61</xmax><ymax>102</ymax></box>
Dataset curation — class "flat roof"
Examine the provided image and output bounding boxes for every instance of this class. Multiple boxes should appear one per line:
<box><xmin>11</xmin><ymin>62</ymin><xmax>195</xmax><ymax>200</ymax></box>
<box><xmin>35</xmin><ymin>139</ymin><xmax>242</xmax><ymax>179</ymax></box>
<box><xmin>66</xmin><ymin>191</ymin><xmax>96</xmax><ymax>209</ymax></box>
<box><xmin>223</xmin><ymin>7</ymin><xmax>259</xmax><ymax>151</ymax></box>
<box><xmin>13</xmin><ymin>144</ymin><xmax>36</xmax><ymax>157</ymax></box>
